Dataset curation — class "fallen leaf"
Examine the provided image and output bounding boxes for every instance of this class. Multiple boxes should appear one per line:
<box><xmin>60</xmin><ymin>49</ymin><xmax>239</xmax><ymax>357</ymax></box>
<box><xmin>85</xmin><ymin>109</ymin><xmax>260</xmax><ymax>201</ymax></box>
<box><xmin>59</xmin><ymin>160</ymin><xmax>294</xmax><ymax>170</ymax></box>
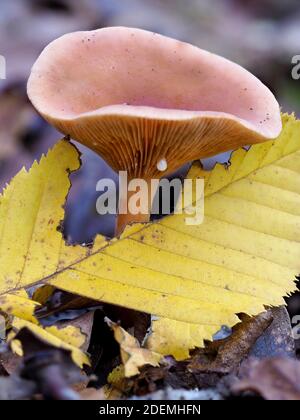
<box><xmin>101</xmin><ymin>305</ymin><xmax>150</xmax><ymax>345</ymax></box>
<box><xmin>32</xmin><ymin>285</ymin><xmax>57</xmax><ymax>306</ymax></box>
<box><xmin>188</xmin><ymin>311</ymin><xmax>273</xmax><ymax>374</ymax></box>
<box><xmin>53</xmin><ymin>311</ymin><xmax>95</xmax><ymax>352</ymax></box>
<box><xmin>10</xmin><ymin>318</ymin><xmax>90</xmax><ymax>368</ymax></box>
<box><xmin>0</xmin><ymin>114</ymin><xmax>299</xmax><ymax>362</ymax></box>
<box><xmin>122</xmin><ymin>308</ymin><xmax>293</xmax><ymax>397</ymax></box>
<box><xmin>106</xmin><ymin>365</ymin><xmax>129</xmax><ymax>399</ymax></box>
<box><xmin>106</xmin><ymin>318</ymin><xmax>162</xmax><ymax>378</ymax></box>
<box><xmin>35</xmin><ymin>289</ymin><xmax>99</xmax><ymax>325</ymax></box>
<box><xmin>146</xmin><ymin>318</ymin><xmax>217</xmax><ymax>360</ymax></box>
<box><xmin>249</xmin><ymin>306</ymin><xmax>295</xmax><ymax>359</ymax></box>
<box><xmin>0</xmin><ymin>293</ymin><xmax>40</xmax><ymax>324</ymax></box>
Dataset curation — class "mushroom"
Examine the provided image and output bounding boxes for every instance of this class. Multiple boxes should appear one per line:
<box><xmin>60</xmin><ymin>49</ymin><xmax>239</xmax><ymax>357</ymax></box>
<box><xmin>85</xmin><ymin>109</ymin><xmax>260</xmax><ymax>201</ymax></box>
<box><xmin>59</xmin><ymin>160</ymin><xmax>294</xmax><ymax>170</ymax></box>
<box><xmin>27</xmin><ymin>27</ymin><xmax>282</xmax><ymax>236</ymax></box>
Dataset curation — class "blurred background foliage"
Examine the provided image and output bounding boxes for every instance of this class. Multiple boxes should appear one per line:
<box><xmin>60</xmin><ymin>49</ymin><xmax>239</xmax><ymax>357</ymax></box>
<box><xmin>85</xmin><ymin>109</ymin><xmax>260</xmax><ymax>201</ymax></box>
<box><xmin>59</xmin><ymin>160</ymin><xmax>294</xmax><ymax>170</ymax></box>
<box><xmin>0</xmin><ymin>0</ymin><xmax>299</xmax><ymax>241</ymax></box>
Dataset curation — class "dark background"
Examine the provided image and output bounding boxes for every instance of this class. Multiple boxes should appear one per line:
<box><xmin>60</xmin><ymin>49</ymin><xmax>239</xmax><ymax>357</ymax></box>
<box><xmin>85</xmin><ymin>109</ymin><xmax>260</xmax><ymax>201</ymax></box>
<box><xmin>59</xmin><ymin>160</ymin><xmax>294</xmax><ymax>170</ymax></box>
<box><xmin>0</xmin><ymin>0</ymin><xmax>300</xmax><ymax>340</ymax></box>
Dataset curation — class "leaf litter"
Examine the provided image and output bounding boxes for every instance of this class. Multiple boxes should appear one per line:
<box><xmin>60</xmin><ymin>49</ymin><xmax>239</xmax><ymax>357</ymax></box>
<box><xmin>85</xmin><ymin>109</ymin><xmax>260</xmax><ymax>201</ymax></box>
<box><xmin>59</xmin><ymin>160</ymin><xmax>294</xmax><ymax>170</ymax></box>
<box><xmin>0</xmin><ymin>115</ymin><xmax>299</xmax><ymax>398</ymax></box>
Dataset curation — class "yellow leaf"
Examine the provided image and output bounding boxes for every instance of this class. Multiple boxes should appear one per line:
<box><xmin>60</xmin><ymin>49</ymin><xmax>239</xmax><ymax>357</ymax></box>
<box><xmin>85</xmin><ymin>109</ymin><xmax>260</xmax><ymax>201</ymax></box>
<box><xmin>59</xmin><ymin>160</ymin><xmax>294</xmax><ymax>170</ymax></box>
<box><xmin>44</xmin><ymin>325</ymin><xmax>87</xmax><ymax>349</ymax></box>
<box><xmin>10</xmin><ymin>318</ymin><xmax>90</xmax><ymax>368</ymax></box>
<box><xmin>32</xmin><ymin>285</ymin><xmax>56</xmax><ymax>305</ymax></box>
<box><xmin>0</xmin><ymin>139</ymin><xmax>87</xmax><ymax>294</ymax></box>
<box><xmin>146</xmin><ymin>318</ymin><xmax>218</xmax><ymax>360</ymax></box>
<box><xmin>0</xmin><ymin>294</ymin><xmax>40</xmax><ymax>324</ymax></box>
<box><xmin>0</xmin><ymin>139</ymin><xmax>90</xmax><ymax>366</ymax></box>
<box><xmin>49</xmin><ymin>117</ymin><xmax>299</xmax><ymax>331</ymax></box>
<box><xmin>1</xmin><ymin>293</ymin><xmax>90</xmax><ymax>367</ymax></box>
<box><xmin>145</xmin><ymin>114</ymin><xmax>300</xmax><ymax>359</ymax></box>
<box><xmin>0</xmin><ymin>115</ymin><xmax>299</xmax><ymax>362</ymax></box>
<box><xmin>105</xmin><ymin>365</ymin><xmax>127</xmax><ymax>399</ymax></box>
<box><xmin>106</xmin><ymin>318</ymin><xmax>162</xmax><ymax>377</ymax></box>
<box><xmin>11</xmin><ymin>290</ymin><xmax>29</xmax><ymax>299</ymax></box>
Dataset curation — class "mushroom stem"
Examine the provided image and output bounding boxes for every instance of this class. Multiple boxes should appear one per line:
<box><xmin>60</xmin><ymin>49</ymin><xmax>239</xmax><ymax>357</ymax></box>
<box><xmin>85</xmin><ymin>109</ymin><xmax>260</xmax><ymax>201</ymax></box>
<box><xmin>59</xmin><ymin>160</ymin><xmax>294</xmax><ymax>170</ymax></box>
<box><xmin>116</xmin><ymin>178</ymin><xmax>157</xmax><ymax>237</ymax></box>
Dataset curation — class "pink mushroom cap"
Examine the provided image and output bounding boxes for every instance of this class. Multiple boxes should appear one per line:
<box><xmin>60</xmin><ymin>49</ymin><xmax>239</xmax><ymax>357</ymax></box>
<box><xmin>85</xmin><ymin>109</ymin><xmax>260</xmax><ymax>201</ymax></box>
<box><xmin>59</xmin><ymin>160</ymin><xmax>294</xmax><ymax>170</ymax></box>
<box><xmin>27</xmin><ymin>26</ymin><xmax>282</xmax><ymax>179</ymax></box>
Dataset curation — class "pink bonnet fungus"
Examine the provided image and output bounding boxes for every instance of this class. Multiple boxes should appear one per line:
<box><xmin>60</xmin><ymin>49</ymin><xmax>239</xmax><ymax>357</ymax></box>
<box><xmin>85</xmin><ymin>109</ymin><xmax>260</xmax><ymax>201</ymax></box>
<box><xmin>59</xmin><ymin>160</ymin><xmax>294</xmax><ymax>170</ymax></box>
<box><xmin>27</xmin><ymin>27</ymin><xmax>282</xmax><ymax>235</ymax></box>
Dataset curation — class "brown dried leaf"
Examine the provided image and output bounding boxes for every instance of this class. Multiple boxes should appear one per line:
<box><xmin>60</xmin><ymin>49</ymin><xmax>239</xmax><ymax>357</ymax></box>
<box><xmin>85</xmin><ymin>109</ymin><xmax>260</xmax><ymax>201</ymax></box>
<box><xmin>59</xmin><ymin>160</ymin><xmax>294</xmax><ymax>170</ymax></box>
<box><xmin>249</xmin><ymin>306</ymin><xmax>295</xmax><ymax>359</ymax></box>
<box><xmin>188</xmin><ymin>310</ymin><xmax>273</xmax><ymax>375</ymax></box>
<box><xmin>106</xmin><ymin>318</ymin><xmax>162</xmax><ymax>378</ymax></box>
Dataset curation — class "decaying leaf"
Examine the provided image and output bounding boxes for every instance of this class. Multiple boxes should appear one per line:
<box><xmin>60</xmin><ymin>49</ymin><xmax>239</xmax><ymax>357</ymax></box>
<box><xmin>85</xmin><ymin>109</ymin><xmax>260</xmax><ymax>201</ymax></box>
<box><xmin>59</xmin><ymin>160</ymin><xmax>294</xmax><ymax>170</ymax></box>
<box><xmin>55</xmin><ymin>312</ymin><xmax>95</xmax><ymax>353</ymax></box>
<box><xmin>233</xmin><ymin>358</ymin><xmax>300</xmax><ymax>400</ymax></box>
<box><xmin>1</xmin><ymin>295</ymin><xmax>91</xmax><ymax>368</ymax></box>
<box><xmin>188</xmin><ymin>311</ymin><xmax>274</xmax><ymax>375</ymax></box>
<box><xmin>10</xmin><ymin>318</ymin><xmax>90</xmax><ymax>368</ymax></box>
<box><xmin>106</xmin><ymin>318</ymin><xmax>162</xmax><ymax>378</ymax></box>
<box><xmin>1</xmin><ymin>326</ymin><xmax>86</xmax><ymax>400</ymax></box>
<box><xmin>32</xmin><ymin>285</ymin><xmax>57</xmax><ymax>306</ymax></box>
<box><xmin>106</xmin><ymin>365</ymin><xmax>130</xmax><ymax>399</ymax></box>
<box><xmin>113</xmin><ymin>309</ymin><xmax>296</xmax><ymax>398</ymax></box>
<box><xmin>0</xmin><ymin>114</ymin><xmax>299</xmax><ymax>362</ymax></box>
<box><xmin>249</xmin><ymin>306</ymin><xmax>295</xmax><ymax>359</ymax></box>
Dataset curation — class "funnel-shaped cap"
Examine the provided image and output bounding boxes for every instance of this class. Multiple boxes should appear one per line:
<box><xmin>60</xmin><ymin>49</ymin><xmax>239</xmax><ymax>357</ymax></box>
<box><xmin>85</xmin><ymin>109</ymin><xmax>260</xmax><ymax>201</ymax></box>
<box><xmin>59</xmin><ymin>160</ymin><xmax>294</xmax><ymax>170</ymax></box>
<box><xmin>27</xmin><ymin>27</ymin><xmax>282</xmax><ymax>179</ymax></box>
